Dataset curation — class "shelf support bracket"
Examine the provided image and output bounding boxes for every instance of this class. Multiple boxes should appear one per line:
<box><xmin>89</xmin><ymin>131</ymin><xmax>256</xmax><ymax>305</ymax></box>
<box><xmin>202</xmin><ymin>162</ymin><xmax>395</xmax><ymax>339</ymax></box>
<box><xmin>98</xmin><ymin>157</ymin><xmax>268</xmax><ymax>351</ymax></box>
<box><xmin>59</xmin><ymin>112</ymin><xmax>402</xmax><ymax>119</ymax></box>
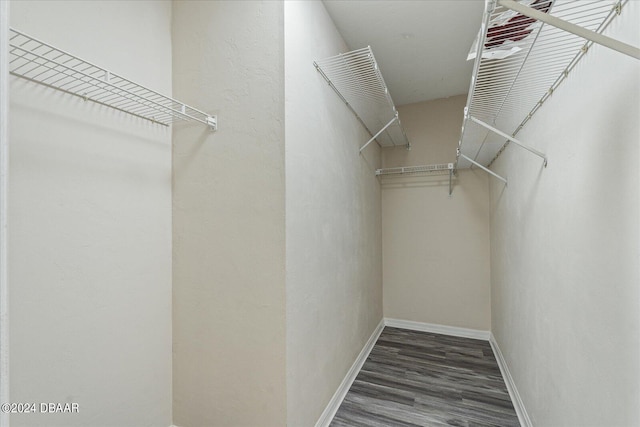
<box><xmin>459</xmin><ymin>151</ymin><xmax>508</xmax><ymax>185</ymax></box>
<box><xmin>469</xmin><ymin>116</ymin><xmax>547</xmax><ymax>166</ymax></box>
<box><xmin>360</xmin><ymin>115</ymin><xmax>397</xmax><ymax>153</ymax></box>
<box><xmin>498</xmin><ymin>0</ymin><xmax>640</xmax><ymax>60</ymax></box>
<box><xmin>206</xmin><ymin>116</ymin><xmax>217</xmax><ymax>132</ymax></box>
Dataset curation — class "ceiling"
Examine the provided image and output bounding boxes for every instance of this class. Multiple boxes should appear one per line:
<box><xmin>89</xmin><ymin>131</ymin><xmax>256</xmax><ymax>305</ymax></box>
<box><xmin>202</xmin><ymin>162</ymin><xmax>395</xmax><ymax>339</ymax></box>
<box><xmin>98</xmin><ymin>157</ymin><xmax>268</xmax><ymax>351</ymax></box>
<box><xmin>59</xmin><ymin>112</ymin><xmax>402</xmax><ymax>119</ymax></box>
<box><xmin>322</xmin><ymin>0</ymin><xmax>485</xmax><ymax>106</ymax></box>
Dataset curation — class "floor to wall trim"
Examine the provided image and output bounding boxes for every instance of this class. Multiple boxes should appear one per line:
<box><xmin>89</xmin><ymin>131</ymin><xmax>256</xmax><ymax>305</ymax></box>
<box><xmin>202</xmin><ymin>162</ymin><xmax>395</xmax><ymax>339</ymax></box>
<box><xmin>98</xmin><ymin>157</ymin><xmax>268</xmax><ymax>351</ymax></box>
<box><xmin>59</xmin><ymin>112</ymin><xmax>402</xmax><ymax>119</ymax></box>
<box><xmin>314</xmin><ymin>318</ymin><xmax>385</xmax><ymax>427</ymax></box>
<box><xmin>489</xmin><ymin>333</ymin><xmax>532</xmax><ymax>427</ymax></box>
<box><xmin>384</xmin><ymin>318</ymin><xmax>491</xmax><ymax>341</ymax></box>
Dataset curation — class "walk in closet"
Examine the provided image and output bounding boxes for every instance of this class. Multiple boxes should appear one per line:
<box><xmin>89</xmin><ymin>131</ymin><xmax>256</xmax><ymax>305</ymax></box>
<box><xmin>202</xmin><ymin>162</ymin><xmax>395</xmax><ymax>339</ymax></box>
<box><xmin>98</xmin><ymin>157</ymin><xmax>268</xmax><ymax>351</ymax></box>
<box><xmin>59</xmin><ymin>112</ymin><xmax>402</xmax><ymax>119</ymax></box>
<box><xmin>1</xmin><ymin>1</ymin><xmax>638</xmax><ymax>426</ymax></box>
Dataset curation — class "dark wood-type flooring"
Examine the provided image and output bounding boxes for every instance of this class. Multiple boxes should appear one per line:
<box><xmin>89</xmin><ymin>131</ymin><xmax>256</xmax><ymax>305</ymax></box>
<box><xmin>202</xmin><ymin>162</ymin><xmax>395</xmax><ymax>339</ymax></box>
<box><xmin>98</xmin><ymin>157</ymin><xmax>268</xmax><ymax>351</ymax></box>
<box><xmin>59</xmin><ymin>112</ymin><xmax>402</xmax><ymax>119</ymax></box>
<box><xmin>331</xmin><ymin>327</ymin><xmax>519</xmax><ymax>427</ymax></box>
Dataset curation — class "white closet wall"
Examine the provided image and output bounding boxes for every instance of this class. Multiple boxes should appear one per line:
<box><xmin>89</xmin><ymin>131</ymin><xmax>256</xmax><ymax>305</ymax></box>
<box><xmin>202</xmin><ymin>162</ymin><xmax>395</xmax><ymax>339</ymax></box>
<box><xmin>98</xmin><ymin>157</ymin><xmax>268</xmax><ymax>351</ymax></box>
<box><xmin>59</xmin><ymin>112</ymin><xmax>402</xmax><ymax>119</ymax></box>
<box><xmin>285</xmin><ymin>2</ymin><xmax>383</xmax><ymax>426</ymax></box>
<box><xmin>382</xmin><ymin>96</ymin><xmax>491</xmax><ymax>331</ymax></box>
<box><xmin>172</xmin><ymin>2</ymin><xmax>287</xmax><ymax>426</ymax></box>
<box><xmin>8</xmin><ymin>2</ymin><xmax>636</xmax><ymax>427</ymax></box>
<box><xmin>8</xmin><ymin>1</ymin><xmax>173</xmax><ymax>426</ymax></box>
<box><xmin>489</xmin><ymin>2</ymin><xmax>640</xmax><ymax>425</ymax></box>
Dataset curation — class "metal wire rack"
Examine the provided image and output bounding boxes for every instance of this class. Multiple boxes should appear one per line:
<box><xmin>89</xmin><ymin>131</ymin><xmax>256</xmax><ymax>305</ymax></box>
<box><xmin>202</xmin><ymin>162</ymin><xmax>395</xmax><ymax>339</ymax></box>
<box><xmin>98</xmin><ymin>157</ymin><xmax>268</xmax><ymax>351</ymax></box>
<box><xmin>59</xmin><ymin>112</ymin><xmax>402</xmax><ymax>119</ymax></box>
<box><xmin>8</xmin><ymin>28</ymin><xmax>217</xmax><ymax>129</ymax></box>
<box><xmin>376</xmin><ymin>163</ymin><xmax>453</xmax><ymax>177</ymax></box>
<box><xmin>457</xmin><ymin>0</ymin><xmax>635</xmax><ymax>176</ymax></box>
<box><xmin>314</xmin><ymin>46</ymin><xmax>410</xmax><ymax>152</ymax></box>
<box><xmin>376</xmin><ymin>163</ymin><xmax>455</xmax><ymax>195</ymax></box>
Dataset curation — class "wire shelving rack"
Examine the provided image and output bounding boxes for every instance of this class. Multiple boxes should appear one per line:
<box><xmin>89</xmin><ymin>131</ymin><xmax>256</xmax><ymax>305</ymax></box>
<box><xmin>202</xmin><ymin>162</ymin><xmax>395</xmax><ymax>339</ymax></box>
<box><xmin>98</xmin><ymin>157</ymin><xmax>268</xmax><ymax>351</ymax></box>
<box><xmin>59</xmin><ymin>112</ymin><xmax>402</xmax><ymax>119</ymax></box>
<box><xmin>457</xmin><ymin>0</ymin><xmax>637</xmax><ymax>181</ymax></box>
<box><xmin>376</xmin><ymin>163</ymin><xmax>456</xmax><ymax>195</ymax></box>
<box><xmin>314</xmin><ymin>46</ymin><xmax>410</xmax><ymax>152</ymax></box>
<box><xmin>8</xmin><ymin>28</ymin><xmax>217</xmax><ymax>129</ymax></box>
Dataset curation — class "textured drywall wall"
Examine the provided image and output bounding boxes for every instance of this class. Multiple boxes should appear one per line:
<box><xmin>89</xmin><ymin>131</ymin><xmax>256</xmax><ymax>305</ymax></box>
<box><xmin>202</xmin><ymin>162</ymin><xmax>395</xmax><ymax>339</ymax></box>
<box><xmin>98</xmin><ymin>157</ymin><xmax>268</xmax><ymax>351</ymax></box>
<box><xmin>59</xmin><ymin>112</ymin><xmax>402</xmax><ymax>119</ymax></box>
<box><xmin>489</xmin><ymin>3</ymin><xmax>640</xmax><ymax>425</ymax></box>
<box><xmin>382</xmin><ymin>96</ymin><xmax>491</xmax><ymax>331</ymax></box>
<box><xmin>9</xmin><ymin>1</ymin><xmax>173</xmax><ymax>426</ymax></box>
<box><xmin>0</xmin><ymin>4</ymin><xmax>9</xmax><ymax>425</ymax></box>
<box><xmin>172</xmin><ymin>1</ymin><xmax>287</xmax><ymax>426</ymax></box>
<box><xmin>284</xmin><ymin>2</ymin><xmax>383</xmax><ymax>425</ymax></box>
<box><xmin>383</xmin><ymin>96</ymin><xmax>467</xmax><ymax>168</ymax></box>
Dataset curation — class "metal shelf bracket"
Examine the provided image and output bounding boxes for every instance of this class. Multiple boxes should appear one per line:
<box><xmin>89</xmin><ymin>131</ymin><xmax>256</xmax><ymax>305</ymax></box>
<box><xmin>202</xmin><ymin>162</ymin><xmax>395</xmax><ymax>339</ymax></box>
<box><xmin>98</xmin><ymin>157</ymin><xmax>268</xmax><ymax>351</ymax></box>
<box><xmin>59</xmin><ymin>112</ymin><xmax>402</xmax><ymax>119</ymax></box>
<box><xmin>469</xmin><ymin>116</ymin><xmax>547</xmax><ymax>167</ymax></box>
<box><xmin>459</xmin><ymin>150</ymin><xmax>508</xmax><ymax>185</ymax></box>
<box><xmin>360</xmin><ymin>115</ymin><xmax>398</xmax><ymax>153</ymax></box>
<box><xmin>206</xmin><ymin>116</ymin><xmax>218</xmax><ymax>131</ymax></box>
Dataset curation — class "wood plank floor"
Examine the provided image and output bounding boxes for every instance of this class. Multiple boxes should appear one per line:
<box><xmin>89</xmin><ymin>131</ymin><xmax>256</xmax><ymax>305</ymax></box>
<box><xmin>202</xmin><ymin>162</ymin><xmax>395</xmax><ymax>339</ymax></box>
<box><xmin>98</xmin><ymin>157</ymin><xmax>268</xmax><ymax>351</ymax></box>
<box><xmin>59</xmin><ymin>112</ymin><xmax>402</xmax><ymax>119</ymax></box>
<box><xmin>331</xmin><ymin>327</ymin><xmax>519</xmax><ymax>427</ymax></box>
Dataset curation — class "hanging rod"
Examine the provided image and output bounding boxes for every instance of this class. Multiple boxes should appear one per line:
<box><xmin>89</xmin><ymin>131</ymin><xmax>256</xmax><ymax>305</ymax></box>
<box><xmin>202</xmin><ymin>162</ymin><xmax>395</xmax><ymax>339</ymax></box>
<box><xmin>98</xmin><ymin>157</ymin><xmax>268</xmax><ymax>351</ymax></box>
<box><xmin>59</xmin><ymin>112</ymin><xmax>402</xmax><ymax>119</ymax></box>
<box><xmin>8</xmin><ymin>28</ymin><xmax>217</xmax><ymax>130</ymax></box>
<box><xmin>457</xmin><ymin>0</ymin><xmax>629</xmax><ymax>171</ymax></box>
<box><xmin>314</xmin><ymin>46</ymin><xmax>410</xmax><ymax>152</ymax></box>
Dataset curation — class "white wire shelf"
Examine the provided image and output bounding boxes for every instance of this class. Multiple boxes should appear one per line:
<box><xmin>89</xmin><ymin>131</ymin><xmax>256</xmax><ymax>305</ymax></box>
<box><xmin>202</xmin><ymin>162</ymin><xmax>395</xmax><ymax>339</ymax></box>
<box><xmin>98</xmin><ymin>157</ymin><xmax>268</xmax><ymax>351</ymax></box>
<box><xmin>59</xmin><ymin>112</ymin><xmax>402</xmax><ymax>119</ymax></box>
<box><xmin>457</xmin><ymin>0</ymin><xmax>632</xmax><ymax>171</ymax></box>
<box><xmin>314</xmin><ymin>46</ymin><xmax>410</xmax><ymax>152</ymax></box>
<box><xmin>8</xmin><ymin>28</ymin><xmax>217</xmax><ymax>129</ymax></box>
<box><xmin>376</xmin><ymin>163</ymin><xmax>453</xmax><ymax>177</ymax></box>
<box><xmin>377</xmin><ymin>163</ymin><xmax>456</xmax><ymax>195</ymax></box>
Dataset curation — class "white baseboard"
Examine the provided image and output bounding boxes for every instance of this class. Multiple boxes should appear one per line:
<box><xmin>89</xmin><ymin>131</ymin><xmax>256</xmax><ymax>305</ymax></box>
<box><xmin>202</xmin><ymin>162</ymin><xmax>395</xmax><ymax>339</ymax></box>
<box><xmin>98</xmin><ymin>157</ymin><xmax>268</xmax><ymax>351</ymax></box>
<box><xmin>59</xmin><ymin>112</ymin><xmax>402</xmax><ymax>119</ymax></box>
<box><xmin>314</xmin><ymin>318</ymin><xmax>385</xmax><ymax>427</ymax></box>
<box><xmin>384</xmin><ymin>318</ymin><xmax>490</xmax><ymax>341</ymax></box>
<box><xmin>489</xmin><ymin>333</ymin><xmax>532</xmax><ymax>427</ymax></box>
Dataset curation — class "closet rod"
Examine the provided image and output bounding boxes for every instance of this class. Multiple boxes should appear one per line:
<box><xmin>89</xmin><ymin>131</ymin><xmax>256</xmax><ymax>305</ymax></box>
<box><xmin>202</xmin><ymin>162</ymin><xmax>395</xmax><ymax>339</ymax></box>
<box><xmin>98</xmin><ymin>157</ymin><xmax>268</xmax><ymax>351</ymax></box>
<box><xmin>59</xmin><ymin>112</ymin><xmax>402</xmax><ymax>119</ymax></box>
<box><xmin>499</xmin><ymin>0</ymin><xmax>640</xmax><ymax>60</ymax></box>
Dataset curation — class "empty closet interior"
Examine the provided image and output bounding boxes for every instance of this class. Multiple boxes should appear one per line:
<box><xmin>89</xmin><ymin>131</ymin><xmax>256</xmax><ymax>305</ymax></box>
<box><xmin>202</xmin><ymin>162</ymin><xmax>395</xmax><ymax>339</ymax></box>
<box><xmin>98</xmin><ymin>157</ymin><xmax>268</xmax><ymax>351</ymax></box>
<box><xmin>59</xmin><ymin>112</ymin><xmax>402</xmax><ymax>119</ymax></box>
<box><xmin>1</xmin><ymin>1</ymin><xmax>639</xmax><ymax>426</ymax></box>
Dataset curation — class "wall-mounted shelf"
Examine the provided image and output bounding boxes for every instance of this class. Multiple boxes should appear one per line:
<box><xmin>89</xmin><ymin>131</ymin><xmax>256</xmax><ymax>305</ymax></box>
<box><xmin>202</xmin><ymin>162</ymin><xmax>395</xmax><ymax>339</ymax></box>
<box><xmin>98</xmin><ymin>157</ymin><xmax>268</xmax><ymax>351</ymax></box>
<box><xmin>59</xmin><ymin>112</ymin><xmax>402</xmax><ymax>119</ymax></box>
<box><xmin>314</xmin><ymin>46</ymin><xmax>410</xmax><ymax>153</ymax></box>
<box><xmin>8</xmin><ymin>28</ymin><xmax>217</xmax><ymax>130</ymax></box>
<box><xmin>376</xmin><ymin>163</ymin><xmax>455</xmax><ymax>195</ymax></box>
<box><xmin>376</xmin><ymin>163</ymin><xmax>453</xmax><ymax>177</ymax></box>
<box><xmin>457</xmin><ymin>0</ymin><xmax>637</xmax><ymax>180</ymax></box>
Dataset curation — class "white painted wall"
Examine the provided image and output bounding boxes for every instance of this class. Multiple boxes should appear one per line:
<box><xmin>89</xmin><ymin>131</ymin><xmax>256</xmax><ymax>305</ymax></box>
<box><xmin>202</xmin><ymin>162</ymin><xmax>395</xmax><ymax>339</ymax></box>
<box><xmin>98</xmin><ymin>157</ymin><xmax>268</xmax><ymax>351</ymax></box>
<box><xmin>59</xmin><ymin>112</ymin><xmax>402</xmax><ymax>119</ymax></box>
<box><xmin>0</xmin><ymin>3</ymin><xmax>10</xmax><ymax>425</ymax></box>
<box><xmin>489</xmin><ymin>3</ymin><xmax>640</xmax><ymax>425</ymax></box>
<box><xmin>382</xmin><ymin>96</ymin><xmax>491</xmax><ymax>331</ymax></box>
<box><xmin>9</xmin><ymin>1</ymin><xmax>173</xmax><ymax>426</ymax></box>
<box><xmin>383</xmin><ymin>96</ymin><xmax>467</xmax><ymax>169</ymax></box>
<box><xmin>172</xmin><ymin>2</ymin><xmax>287</xmax><ymax>426</ymax></box>
<box><xmin>284</xmin><ymin>2</ymin><xmax>383</xmax><ymax>425</ymax></box>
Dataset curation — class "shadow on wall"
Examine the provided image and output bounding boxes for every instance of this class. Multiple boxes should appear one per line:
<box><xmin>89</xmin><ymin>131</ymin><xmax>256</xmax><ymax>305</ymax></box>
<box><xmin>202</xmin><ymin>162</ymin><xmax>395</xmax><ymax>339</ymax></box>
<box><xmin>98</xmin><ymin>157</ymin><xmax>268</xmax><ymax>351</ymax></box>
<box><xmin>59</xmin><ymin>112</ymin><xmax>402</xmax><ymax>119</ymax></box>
<box><xmin>172</xmin><ymin>122</ymin><xmax>215</xmax><ymax>176</ymax></box>
<box><xmin>10</xmin><ymin>82</ymin><xmax>170</xmax><ymax>148</ymax></box>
